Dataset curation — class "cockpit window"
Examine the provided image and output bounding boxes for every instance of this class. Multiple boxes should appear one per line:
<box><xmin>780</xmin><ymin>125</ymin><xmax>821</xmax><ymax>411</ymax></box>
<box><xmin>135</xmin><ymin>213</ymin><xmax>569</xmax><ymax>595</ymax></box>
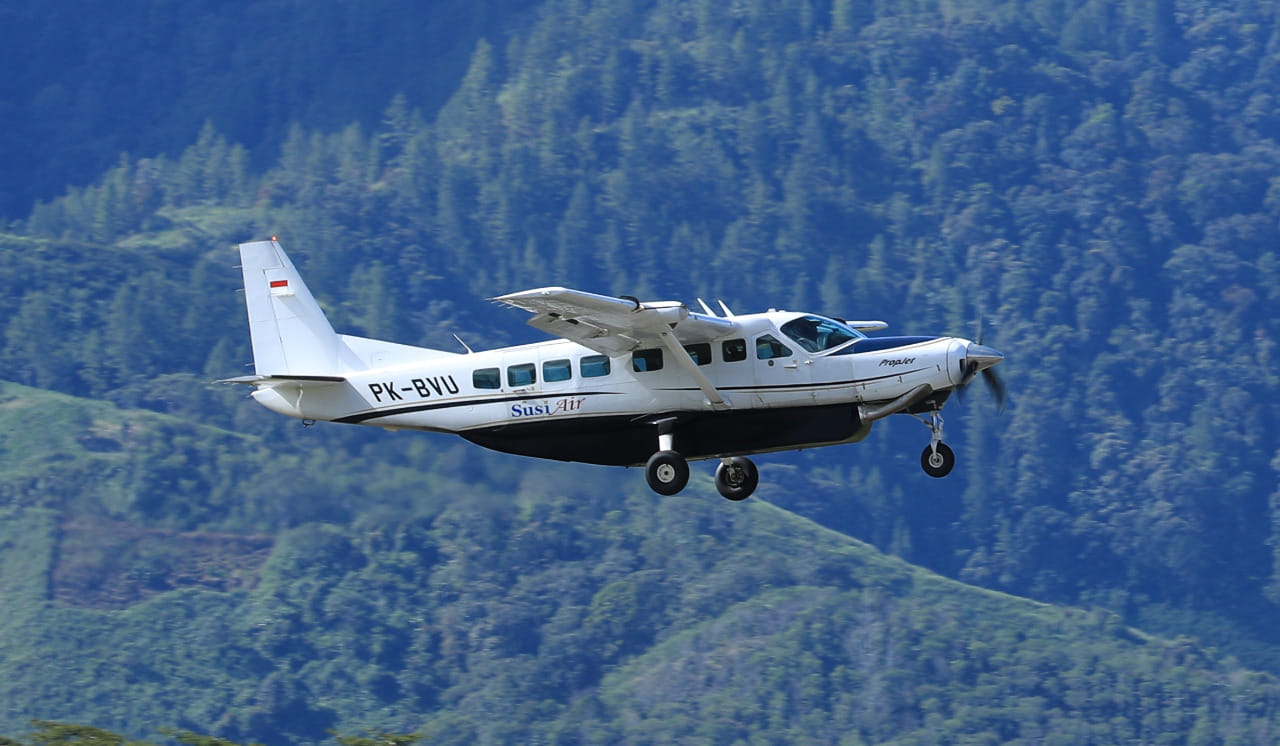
<box><xmin>781</xmin><ymin>315</ymin><xmax>863</xmax><ymax>353</ymax></box>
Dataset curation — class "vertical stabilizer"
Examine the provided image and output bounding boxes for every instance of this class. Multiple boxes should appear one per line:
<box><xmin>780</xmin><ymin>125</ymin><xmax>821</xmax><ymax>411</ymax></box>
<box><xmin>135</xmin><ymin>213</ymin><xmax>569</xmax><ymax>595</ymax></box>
<box><xmin>239</xmin><ymin>239</ymin><xmax>349</xmax><ymax>376</ymax></box>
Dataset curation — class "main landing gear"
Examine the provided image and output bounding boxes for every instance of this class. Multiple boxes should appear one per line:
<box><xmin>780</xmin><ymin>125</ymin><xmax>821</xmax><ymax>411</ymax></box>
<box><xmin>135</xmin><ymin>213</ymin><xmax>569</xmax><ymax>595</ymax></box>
<box><xmin>644</xmin><ymin>451</ymin><xmax>760</xmax><ymax>500</ymax></box>
<box><xmin>645</xmin><ymin>450</ymin><xmax>689</xmax><ymax>495</ymax></box>
<box><xmin>643</xmin><ymin>419</ymin><xmax>760</xmax><ymax>500</ymax></box>
<box><xmin>914</xmin><ymin>409</ymin><xmax>955</xmax><ymax>478</ymax></box>
<box><xmin>714</xmin><ymin>457</ymin><xmax>758</xmax><ymax>501</ymax></box>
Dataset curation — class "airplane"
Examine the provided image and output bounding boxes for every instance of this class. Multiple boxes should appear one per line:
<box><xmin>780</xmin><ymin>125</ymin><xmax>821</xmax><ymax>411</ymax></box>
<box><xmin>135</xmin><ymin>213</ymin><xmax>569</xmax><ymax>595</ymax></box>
<box><xmin>223</xmin><ymin>239</ymin><xmax>1004</xmax><ymax>501</ymax></box>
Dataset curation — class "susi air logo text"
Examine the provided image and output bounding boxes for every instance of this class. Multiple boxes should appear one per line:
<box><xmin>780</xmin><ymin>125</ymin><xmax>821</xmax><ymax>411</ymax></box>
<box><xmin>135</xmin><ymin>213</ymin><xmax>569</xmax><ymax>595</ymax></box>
<box><xmin>511</xmin><ymin>397</ymin><xmax>587</xmax><ymax>418</ymax></box>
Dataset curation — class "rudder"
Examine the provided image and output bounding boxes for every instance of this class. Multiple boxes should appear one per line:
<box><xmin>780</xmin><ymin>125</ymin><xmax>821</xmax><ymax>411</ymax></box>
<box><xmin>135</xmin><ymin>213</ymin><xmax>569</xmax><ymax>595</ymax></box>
<box><xmin>239</xmin><ymin>239</ymin><xmax>353</xmax><ymax>376</ymax></box>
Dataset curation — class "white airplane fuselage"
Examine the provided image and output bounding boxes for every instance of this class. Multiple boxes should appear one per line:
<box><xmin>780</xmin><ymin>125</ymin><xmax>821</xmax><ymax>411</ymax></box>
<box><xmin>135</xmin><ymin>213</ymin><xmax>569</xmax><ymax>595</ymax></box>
<box><xmin>251</xmin><ymin>315</ymin><xmax>967</xmax><ymax>466</ymax></box>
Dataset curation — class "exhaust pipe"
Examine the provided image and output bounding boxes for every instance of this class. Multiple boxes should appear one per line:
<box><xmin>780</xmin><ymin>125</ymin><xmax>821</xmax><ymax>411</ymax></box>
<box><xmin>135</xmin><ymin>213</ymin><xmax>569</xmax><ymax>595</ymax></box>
<box><xmin>857</xmin><ymin>384</ymin><xmax>934</xmax><ymax>423</ymax></box>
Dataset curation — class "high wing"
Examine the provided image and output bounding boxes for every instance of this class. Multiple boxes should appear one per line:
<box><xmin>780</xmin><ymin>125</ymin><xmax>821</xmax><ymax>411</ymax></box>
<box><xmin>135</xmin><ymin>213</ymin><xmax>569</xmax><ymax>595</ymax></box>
<box><xmin>492</xmin><ymin>287</ymin><xmax>741</xmax><ymax>409</ymax></box>
<box><xmin>492</xmin><ymin>287</ymin><xmax>738</xmax><ymax>355</ymax></box>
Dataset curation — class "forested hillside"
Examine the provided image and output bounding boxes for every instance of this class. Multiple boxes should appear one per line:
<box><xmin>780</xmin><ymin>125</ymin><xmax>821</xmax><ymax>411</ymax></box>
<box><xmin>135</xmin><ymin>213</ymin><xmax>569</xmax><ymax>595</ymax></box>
<box><xmin>4</xmin><ymin>0</ymin><xmax>1280</xmax><ymax>741</ymax></box>
<box><xmin>3</xmin><ymin>382</ymin><xmax>1280</xmax><ymax>743</ymax></box>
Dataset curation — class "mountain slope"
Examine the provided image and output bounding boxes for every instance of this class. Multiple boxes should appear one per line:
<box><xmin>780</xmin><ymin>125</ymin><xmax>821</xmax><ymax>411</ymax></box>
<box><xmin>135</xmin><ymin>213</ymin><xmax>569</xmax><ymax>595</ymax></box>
<box><xmin>4</xmin><ymin>0</ymin><xmax>1280</xmax><ymax>740</ymax></box>
<box><xmin>10</xmin><ymin>0</ymin><xmax>1280</xmax><ymax>644</ymax></box>
<box><xmin>0</xmin><ymin>384</ymin><xmax>1278</xmax><ymax>743</ymax></box>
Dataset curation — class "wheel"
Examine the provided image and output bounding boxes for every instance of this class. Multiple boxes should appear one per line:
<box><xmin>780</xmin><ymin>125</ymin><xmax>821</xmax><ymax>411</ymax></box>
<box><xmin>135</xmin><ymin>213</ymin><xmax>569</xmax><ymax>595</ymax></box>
<box><xmin>645</xmin><ymin>450</ymin><xmax>689</xmax><ymax>495</ymax></box>
<box><xmin>920</xmin><ymin>442</ymin><xmax>955</xmax><ymax>478</ymax></box>
<box><xmin>714</xmin><ymin>457</ymin><xmax>759</xmax><ymax>501</ymax></box>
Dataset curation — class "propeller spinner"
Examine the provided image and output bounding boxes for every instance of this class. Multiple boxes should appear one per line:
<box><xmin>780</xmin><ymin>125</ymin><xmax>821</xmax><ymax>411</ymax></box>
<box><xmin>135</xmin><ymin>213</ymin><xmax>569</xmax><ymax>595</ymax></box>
<box><xmin>958</xmin><ymin>342</ymin><xmax>1006</xmax><ymax>411</ymax></box>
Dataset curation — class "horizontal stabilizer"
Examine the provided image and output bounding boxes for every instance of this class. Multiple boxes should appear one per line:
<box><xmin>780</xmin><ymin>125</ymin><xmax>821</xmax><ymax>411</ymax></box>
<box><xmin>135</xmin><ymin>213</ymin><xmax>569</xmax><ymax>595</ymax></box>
<box><xmin>219</xmin><ymin>374</ymin><xmax>346</xmax><ymax>386</ymax></box>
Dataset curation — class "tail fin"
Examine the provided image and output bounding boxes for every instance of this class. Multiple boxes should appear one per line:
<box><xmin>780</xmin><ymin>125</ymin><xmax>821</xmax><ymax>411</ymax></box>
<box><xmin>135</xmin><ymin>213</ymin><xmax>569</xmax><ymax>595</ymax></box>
<box><xmin>239</xmin><ymin>239</ymin><xmax>353</xmax><ymax>377</ymax></box>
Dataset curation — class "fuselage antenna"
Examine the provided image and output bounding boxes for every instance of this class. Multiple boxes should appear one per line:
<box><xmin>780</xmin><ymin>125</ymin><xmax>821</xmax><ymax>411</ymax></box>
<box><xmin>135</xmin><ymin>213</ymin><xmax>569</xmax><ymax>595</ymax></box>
<box><xmin>453</xmin><ymin>334</ymin><xmax>475</xmax><ymax>354</ymax></box>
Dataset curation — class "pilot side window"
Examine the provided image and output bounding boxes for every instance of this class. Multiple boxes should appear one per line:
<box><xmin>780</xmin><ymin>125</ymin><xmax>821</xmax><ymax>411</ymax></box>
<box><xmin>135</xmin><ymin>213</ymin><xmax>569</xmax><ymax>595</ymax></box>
<box><xmin>543</xmin><ymin>359</ymin><xmax>572</xmax><ymax>383</ymax></box>
<box><xmin>632</xmin><ymin>348</ymin><xmax>664</xmax><ymax>372</ymax></box>
<box><xmin>722</xmin><ymin>339</ymin><xmax>747</xmax><ymax>362</ymax></box>
<box><xmin>473</xmin><ymin>368</ymin><xmax>501</xmax><ymax>390</ymax></box>
<box><xmin>580</xmin><ymin>355</ymin><xmax>611</xmax><ymax>378</ymax></box>
<box><xmin>684</xmin><ymin>343</ymin><xmax>712</xmax><ymax>366</ymax></box>
<box><xmin>508</xmin><ymin>363</ymin><xmax>537</xmax><ymax>387</ymax></box>
<box><xmin>756</xmin><ymin>335</ymin><xmax>793</xmax><ymax>360</ymax></box>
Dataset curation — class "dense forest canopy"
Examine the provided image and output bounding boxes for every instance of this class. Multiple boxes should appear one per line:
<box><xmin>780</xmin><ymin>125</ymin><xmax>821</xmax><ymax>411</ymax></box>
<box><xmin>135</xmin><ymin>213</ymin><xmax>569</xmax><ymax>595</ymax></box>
<box><xmin>0</xmin><ymin>0</ymin><xmax>542</xmax><ymax>218</ymax></box>
<box><xmin>2</xmin><ymin>418</ymin><xmax>1280</xmax><ymax>743</ymax></box>
<box><xmin>4</xmin><ymin>0</ymin><xmax>1280</xmax><ymax>740</ymax></box>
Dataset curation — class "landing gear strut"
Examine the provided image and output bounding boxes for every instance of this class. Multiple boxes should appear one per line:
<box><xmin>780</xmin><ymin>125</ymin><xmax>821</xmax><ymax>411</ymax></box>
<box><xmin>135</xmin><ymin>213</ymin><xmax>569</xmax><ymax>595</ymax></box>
<box><xmin>714</xmin><ymin>457</ymin><xmax>759</xmax><ymax>501</ymax></box>
<box><xmin>915</xmin><ymin>409</ymin><xmax>955</xmax><ymax>478</ymax></box>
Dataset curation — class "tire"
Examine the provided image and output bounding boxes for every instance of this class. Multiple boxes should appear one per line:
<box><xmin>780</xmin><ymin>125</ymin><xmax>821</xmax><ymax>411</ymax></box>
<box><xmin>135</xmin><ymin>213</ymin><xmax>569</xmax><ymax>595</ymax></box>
<box><xmin>714</xmin><ymin>457</ymin><xmax>759</xmax><ymax>501</ymax></box>
<box><xmin>645</xmin><ymin>450</ymin><xmax>689</xmax><ymax>495</ymax></box>
<box><xmin>920</xmin><ymin>442</ymin><xmax>955</xmax><ymax>478</ymax></box>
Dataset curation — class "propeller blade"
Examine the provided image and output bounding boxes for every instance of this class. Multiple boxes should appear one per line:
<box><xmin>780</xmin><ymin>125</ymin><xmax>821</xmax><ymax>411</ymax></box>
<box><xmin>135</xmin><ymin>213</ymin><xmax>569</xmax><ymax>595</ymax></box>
<box><xmin>982</xmin><ymin>367</ymin><xmax>1007</xmax><ymax>412</ymax></box>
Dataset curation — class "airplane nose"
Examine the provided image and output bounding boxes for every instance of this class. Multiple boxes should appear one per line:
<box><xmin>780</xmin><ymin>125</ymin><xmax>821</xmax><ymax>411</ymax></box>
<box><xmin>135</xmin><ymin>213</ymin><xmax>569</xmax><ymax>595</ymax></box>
<box><xmin>966</xmin><ymin>343</ymin><xmax>1003</xmax><ymax>371</ymax></box>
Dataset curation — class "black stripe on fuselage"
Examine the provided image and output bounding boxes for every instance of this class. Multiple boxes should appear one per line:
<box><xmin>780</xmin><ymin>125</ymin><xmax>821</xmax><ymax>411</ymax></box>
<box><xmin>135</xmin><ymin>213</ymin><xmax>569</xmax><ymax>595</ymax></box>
<box><xmin>459</xmin><ymin>403</ymin><xmax>867</xmax><ymax>466</ymax></box>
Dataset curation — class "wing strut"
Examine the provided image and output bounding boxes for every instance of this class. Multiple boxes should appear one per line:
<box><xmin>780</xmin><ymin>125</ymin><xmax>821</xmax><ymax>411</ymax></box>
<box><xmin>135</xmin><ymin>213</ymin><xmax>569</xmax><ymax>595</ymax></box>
<box><xmin>657</xmin><ymin>331</ymin><xmax>731</xmax><ymax>411</ymax></box>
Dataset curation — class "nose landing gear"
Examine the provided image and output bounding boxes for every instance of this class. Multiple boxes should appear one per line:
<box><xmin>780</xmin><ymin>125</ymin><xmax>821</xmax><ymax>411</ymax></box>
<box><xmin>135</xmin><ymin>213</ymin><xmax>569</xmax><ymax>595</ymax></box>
<box><xmin>914</xmin><ymin>409</ymin><xmax>955</xmax><ymax>478</ymax></box>
<box><xmin>921</xmin><ymin>441</ymin><xmax>955</xmax><ymax>478</ymax></box>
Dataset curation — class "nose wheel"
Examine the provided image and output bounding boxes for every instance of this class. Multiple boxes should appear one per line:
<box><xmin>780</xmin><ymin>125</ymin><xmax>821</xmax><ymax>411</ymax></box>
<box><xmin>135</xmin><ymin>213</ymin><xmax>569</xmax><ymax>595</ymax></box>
<box><xmin>921</xmin><ymin>442</ymin><xmax>955</xmax><ymax>477</ymax></box>
<box><xmin>914</xmin><ymin>409</ymin><xmax>956</xmax><ymax>478</ymax></box>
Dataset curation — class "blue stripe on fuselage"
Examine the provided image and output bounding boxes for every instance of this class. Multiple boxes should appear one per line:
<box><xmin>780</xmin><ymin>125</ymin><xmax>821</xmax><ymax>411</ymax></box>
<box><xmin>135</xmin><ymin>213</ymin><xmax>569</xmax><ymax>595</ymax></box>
<box><xmin>831</xmin><ymin>336</ymin><xmax>938</xmax><ymax>355</ymax></box>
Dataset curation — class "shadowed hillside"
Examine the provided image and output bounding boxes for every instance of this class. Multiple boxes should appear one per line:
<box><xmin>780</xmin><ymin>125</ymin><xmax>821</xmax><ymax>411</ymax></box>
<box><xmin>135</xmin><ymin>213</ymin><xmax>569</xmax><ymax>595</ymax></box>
<box><xmin>0</xmin><ymin>384</ymin><xmax>1277</xmax><ymax>742</ymax></box>
<box><xmin>3</xmin><ymin>0</ymin><xmax>1280</xmax><ymax>741</ymax></box>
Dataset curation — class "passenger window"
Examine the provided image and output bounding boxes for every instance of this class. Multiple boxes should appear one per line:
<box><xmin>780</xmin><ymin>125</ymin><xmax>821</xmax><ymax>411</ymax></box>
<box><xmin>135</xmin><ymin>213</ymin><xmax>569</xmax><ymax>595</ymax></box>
<box><xmin>543</xmin><ymin>359</ymin><xmax>572</xmax><ymax>383</ymax></box>
<box><xmin>632</xmin><ymin>348</ymin><xmax>664</xmax><ymax>372</ymax></box>
<box><xmin>473</xmin><ymin>368</ymin><xmax>501</xmax><ymax>389</ymax></box>
<box><xmin>756</xmin><ymin>335</ymin><xmax>793</xmax><ymax>360</ymax></box>
<box><xmin>684</xmin><ymin>343</ymin><xmax>712</xmax><ymax>366</ymax></box>
<box><xmin>507</xmin><ymin>363</ymin><xmax>537</xmax><ymax>387</ymax></box>
<box><xmin>581</xmin><ymin>354</ymin><xmax>612</xmax><ymax>378</ymax></box>
<box><xmin>723</xmin><ymin>338</ymin><xmax>747</xmax><ymax>362</ymax></box>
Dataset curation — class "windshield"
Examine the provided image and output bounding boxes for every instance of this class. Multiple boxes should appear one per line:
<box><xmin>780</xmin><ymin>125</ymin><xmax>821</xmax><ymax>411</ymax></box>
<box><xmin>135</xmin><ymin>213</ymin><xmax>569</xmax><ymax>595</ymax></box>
<box><xmin>780</xmin><ymin>315</ymin><xmax>864</xmax><ymax>353</ymax></box>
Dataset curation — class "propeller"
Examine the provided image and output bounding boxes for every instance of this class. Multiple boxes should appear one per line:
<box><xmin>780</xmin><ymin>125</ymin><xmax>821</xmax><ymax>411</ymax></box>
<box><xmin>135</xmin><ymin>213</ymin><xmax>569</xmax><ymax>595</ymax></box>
<box><xmin>980</xmin><ymin>364</ymin><xmax>1007</xmax><ymax>412</ymax></box>
<box><xmin>957</xmin><ymin>334</ymin><xmax>1007</xmax><ymax>412</ymax></box>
